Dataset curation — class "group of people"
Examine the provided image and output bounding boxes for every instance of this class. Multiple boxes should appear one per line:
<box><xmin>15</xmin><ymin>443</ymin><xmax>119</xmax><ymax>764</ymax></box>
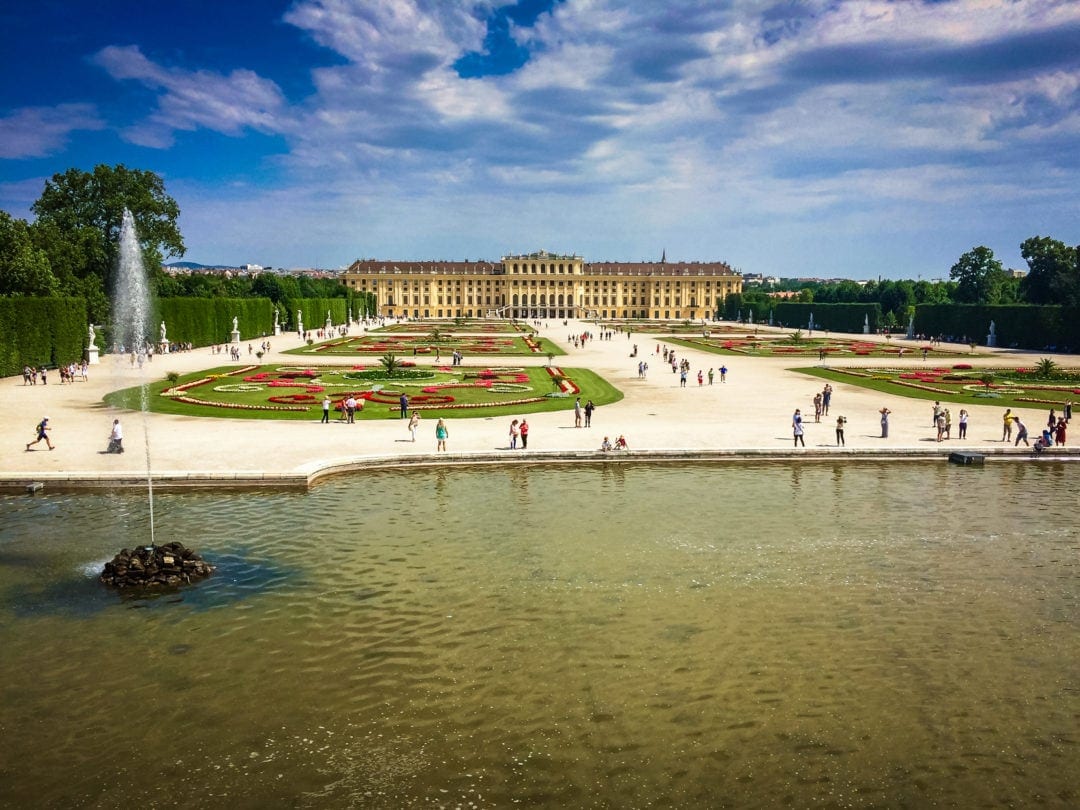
<box><xmin>507</xmin><ymin>418</ymin><xmax>529</xmax><ymax>449</ymax></box>
<box><xmin>931</xmin><ymin>401</ymin><xmax>968</xmax><ymax>441</ymax></box>
<box><xmin>599</xmin><ymin>435</ymin><xmax>629</xmax><ymax>451</ymax></box>
<box><xmin>573</xmin><ymin>397</ymin><xmax>595</xmax><ymax>428</ymax></box>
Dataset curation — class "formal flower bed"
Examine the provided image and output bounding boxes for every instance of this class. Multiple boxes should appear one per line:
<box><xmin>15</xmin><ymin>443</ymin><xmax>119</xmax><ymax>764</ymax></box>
<box><xmin>143</xmin><ymin>363</ymin><xmax>598</xmax><ymax>418</ymax></box>
<box><xmin>287</xmin><ymin>333</ymin><xmax>556</xmax><ymax>357</ymax></box>
<box><xmin>811</xmin><ymin>365</ymin><xmax>1080</xmax><ymax>407</ymax></box>
<box><xmin>678</xmin><ymin>336</ymin><xmax>971</xmax><ymax>358</ymax></box>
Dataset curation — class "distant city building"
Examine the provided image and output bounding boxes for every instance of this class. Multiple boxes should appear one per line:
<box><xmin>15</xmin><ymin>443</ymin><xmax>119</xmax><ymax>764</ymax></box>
<box><xmin>342</xmin><ymin>250</ymin><xmax>742</xmax><ymax>320</ymax></box>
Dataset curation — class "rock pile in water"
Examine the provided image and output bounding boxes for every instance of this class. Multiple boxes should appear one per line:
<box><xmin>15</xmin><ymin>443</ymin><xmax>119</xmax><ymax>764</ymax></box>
<box><xmin>100</xmin><ymin>542</ymin><xmax>214</xmax><ymax>589</ymax></box>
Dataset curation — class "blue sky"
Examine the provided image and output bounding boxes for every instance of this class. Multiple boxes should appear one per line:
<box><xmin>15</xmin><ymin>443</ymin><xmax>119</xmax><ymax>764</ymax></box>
<box><xmin>1</xmin><ymin>0</ymin><xmax>1077</xmax><ymax>278</ymax></box>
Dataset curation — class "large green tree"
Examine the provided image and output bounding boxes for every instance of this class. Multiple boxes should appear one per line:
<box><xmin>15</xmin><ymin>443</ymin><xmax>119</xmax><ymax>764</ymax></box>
<box><xmin>949</xmin><ymin>245</ymin><xmax>1008</xmax><ymax>304</ymax></box>
<box><xmin>30</xmin><ymin>164</ymin><xmax>185</xmax><ymax>319</ymax></box>
<box><xmin>1019</xmin><ymin>236</ymin><xmax>1079</xmax><ymax>306</ymax></box>
<box><xmin>0</xmin><ymin>211</ymin><xmax>59</xmax><ymax>297</ymax></box>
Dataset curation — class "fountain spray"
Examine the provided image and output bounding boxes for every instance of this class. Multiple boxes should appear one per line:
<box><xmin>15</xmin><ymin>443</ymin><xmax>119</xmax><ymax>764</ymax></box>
<box><xmin>113</xmin><ymin>209</ymin><xmax>156</xmax><ymax>548</ymax></box>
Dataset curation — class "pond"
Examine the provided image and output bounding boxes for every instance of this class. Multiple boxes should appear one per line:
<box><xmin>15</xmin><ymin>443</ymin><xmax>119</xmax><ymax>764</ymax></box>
<box><xmin>1</xmin><ymin>462</ymin><xmax>1076</xmax><ymax>807</ymax></box>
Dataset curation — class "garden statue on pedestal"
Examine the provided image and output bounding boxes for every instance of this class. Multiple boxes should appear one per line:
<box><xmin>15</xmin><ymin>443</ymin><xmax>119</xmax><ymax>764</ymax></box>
<box><xmin>87</xmin><ymin>323</ymin><xmax>100</xmax><ymax>365</ymax></box>
<box><xmin>273</xmin><ymin>309</ymin><xmax>281</xmax><ymax>336</ymax></box>
<box><xmin>231</xmin><ymin>316</ymin><xmax>241</xmax><ymax>345</ymax></box>
<box><xmin>158</xmin><ymin>321</ymin><xmax>169</xmax><ymax>354</ymax></box>
<box><xmin>325</xmin><ymin>309</ymin><xmax>333</xmax><ymax>331</ymax></box>
<box><xmin>863</xmin><ymin>314</ymin><xmax>870</xmax><ymax>334</ymax></box>
<box><xmin>987</xmin><ymin>320</ymin><xmax>997</xmax><ymax>348</ymax></box>
<box><xmin>297</xmin><ymin>309</ymin><xmax>304</xmax><ymax>337</ymax></box>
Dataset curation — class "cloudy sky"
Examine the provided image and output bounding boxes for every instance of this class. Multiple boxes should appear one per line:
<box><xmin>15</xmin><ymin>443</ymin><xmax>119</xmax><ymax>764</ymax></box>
<box><xmin>1</xmin><ymin>0</ymin><xmax>1077</xmax><ymax>277</ymax></box>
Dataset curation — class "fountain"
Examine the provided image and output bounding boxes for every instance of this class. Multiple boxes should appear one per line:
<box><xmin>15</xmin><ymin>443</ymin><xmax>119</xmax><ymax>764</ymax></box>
<box><xmin>101</xmin><ymin>209</ymin><xmax>212</xmax><ymax>589</ymax></box>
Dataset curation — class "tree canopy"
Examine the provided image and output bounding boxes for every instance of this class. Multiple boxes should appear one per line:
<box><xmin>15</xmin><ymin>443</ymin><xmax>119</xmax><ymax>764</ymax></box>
<box><xmin>1020</xmin><ymin>236</ymin><xmax>1079</xmax><ymax>306</ymax></box>
<box><xmin>949</xmin><ymin>245</ymin><xmax>1013</xmax><ymax>304</ymax></box>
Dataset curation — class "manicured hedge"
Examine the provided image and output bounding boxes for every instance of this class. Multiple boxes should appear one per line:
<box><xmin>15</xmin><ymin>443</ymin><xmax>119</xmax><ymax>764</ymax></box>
<box><xmin>285</xmin><ymin>298</ymin><xmax>349</xmax><ymax>333</ymax></box>
<box><xmin>157</xmin><ymin>298</ymin><xmax>275</xmax><ymax>346</ymax></box>
<box><xmin>0</xmin><ymin>297</ymin><xmax>88</xmax><ymax>377</ymax></box>
<box><xmin>914</xmin><ymin>304</ymin><xmax>1080</xmax><ymax>351</ymax></box>
<box><xmin>773</xmin><ymin>302</ymin><xmax>881</xmax><ymax>333</ymax></box>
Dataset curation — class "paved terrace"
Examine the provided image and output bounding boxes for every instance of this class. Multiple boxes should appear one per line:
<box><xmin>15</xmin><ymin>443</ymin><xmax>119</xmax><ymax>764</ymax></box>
<box><xmin>2</xmin><ymin>320</ymin><xmax>1076</xmax><ymax>490</ymax></box>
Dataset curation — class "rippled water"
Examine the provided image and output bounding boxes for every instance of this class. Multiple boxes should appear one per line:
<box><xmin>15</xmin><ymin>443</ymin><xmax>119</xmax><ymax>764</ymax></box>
<box><xmin>1</xmin><ymin>463</ymin><xmax>1077</xmax><ymax>808</ymax></box>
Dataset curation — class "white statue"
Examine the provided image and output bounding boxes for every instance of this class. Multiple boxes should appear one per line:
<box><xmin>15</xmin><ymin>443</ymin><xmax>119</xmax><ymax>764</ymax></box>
<box><xmin>273</xmin><ymin>309</ymin><xmax>279</xmax><ymax>326</ymax></box>
<box><xmin>232</xmin><ymin>316</ymin><xmax>239</xmax><ymax>332</ymax></box>
<box><xmin>88</xmin><ymin>323</ymin><xmax>96</xmax><ymax>344</ymax></box>
<box><xmin>160</xmin><ymin>321</ymin><xmax>167</xmax><ymax>342</ymax></box>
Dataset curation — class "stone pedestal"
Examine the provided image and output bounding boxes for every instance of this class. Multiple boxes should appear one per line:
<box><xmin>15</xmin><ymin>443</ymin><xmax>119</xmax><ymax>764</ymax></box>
<box><xmin>158</xmin><ymin>340</ymin><xmax>170</xmax><ymax>355</ymax></box>
<box><xmin>230</xmin><ymin>329</ymin><xmax>241</xmax><ymax>346</ymax></box>
<box><xmin>273</xmin><ymin>324</ymin><xmax>281</xmax><ymax>336</ymax></box>
<box><xmin>87</xmin><ymin>345</ymin><xmax>100</xmax><ymax>365</ymax></box>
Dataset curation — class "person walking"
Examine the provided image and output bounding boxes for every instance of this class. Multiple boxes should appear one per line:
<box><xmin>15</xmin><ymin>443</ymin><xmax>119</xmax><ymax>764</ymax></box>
<box><xmin>519</xmin><ymin>418</ymin><xmax>530</xmax><ymax>449</ymax></box>
<box><xmin>792</xmin><ymin>409</ymin><xmax>805</xmax><ymax>447</ymax></box>
<box><xmin>27</xmin><ymin>416</ymin><xmax>54</xmax><ymax>451</ymax></box>
<box><xmin>719</xmin><ymin>365</ymin><xmax>727</xmax><ymax>382</ymax></box>
<box><xmin>408</xmin><ymin>411</ymin><xmax>421</xmax><ymax>442</ymax></box>
<box><xmin>399</xmin><ymin>392</ymin><xmax>409</xmax><ymax>418</ymax></box>
<box><xmin>835</xmin><ymin>415</ymin><xmax>846</xmax><ymax>446</ymax></box>
<box><xmin>435</xmin><ymin>418</ymin><xmax>449</xmax><ymax>451</ymax></box>
<box><xmin>1002</xmin><ymin>409</ymin><xmax>1014</xmax><ymax>442</ymax></box>
<box><xmin>879</xmin><ymin>407</ymin><xmax>891</xmax><ymax>438</ymax></box>
<box><xmin>107</xmin><ymin>419</ymin><xmax>124</xmax><ymax>453</ymax></box>
<box><xmin>321</xmin><ymin>396</ymin><xmax>331</xmax><ymax>424</ymax></box>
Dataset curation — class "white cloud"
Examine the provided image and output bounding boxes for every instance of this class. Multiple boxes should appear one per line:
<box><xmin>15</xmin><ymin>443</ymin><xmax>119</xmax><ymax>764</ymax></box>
<box><xmin>93</xmin><ymin>45</ymin><xmax>291</xmax><ymax>148</ymax></box>
<box><xmin>0</xmin><ymin>104</ymin><xmax>105</xmax><ymax>159</ymax></box>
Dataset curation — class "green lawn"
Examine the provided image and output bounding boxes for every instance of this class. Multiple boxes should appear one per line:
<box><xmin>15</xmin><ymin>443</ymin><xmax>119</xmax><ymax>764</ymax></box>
<box><xmin>666</xmin><ymin>335</ymin><xmax>974</xmax><ymax>359</ymax></box>
<box><xmin>796</xmin><ymin>364</ymin><xmax>1080</xmax><ymax>411</ymax></box>
<box><xmin>284</xmin><ymin>333</ymin><xmax>563</xmax><ymax>358</ymax></box>
<box><xmin>104</xmin><ymin>363</ymin><xmax>621</xmax><ymax>420</ymax></box>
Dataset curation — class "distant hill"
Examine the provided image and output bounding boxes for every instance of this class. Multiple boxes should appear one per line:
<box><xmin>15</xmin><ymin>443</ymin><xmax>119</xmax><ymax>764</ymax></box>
<box><xmin>166</xmin><ymin>261</ymin><xmax>221</xmax><ymax>270</ymax></box>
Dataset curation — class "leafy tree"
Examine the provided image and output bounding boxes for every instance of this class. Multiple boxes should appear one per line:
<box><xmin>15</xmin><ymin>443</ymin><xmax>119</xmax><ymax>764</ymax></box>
<box><xmin>30</xmin><ymin>164</ymin><xmax>185</xmax><ymax>304</ymax></box>
<box><xmin>950</xmin><ymin>246</ymin><xmax>1008</xmax><ymax>304</ymax></box>
<box><xmin>0</xmin><ymin>211</ymin><xmax>59</xmax><ymax>296</ymax></box>
<box><xmin>1019</xmin><ymin>236</ymin><xmax>1079</xmax><ymax>306</ymax></box>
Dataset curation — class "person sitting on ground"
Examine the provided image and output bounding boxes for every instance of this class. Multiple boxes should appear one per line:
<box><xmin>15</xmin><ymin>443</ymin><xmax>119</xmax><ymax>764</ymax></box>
<box><xmin>615</xmin><ymin>435</ymin><xmax>629</xmax><ymax>450</ymax></box>
<box><xmin>600</xmin><ymin>436</ymin><xmax>613</xmax><ymax>452</ymax></box>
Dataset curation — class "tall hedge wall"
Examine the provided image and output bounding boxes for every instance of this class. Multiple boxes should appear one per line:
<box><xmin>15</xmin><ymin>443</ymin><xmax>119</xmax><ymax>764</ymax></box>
<box><xmin>0</xmin><ymin>297</ymin><xmax>88</xmax><ymax>377</ymax></box>
<box><xmin>773</xmin><ymin>302</ymin><xmax>881</xmax><ymax>333</ymax></box>
<box><xmin>286</xmin><ymin>298</ymin><xmax>350</xmax><ymax>332</ymax></box>
<box><xmin>914</xmin><ymin>304</ymin><xmax>1080</xmax><ymax>351</ymax></box>
<box><xmin>157</xmin><ymin>298</ymin><xmax>276</xmax><ymax>346</ymax></box>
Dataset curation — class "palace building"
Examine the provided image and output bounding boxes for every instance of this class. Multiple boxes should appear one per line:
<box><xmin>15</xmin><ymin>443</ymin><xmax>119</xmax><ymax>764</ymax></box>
<box><xmin>342</xmin><ymin>250</ymin><xmax>742</xmax><ymax>321</ymax></box>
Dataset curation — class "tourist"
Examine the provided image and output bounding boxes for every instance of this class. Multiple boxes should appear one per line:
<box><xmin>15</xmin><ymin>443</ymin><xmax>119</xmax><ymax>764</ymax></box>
<box><xmin>1014</xmin><ymin>416</ymin><xmax>1029</xmax><ymax>446</ymax></box>
<box><xmin>697</xmin><ymin>370</ymin><xmax>703</xmax><ymax>386</ymax></box>
<box><xmin>321</xmin><ymin>396</ymin><xmax>331</xmax><ymax>424</ymax></box>
<box><xmin>1048</xmin><ymin>409</ymin><xmax>1056</xmax><ymax>430</ymax></box>
<box><xmin>822</xmin><ymin>384</ymin><xmax>832</xmax><ymax>415</ymax></box>
<box><xmin>399</xmin><ymin>392</ymin><xmax>409</xmax><ymax>418</ymax></box>
<box><xmin>615</xmin><ymin>434</ymin><xmax>629</xmax><ymax>450</ymax></box>
<box><xmin>408</xmin><ymin>411</ymin><xmax>421</xmax><ymax>442</ymax></box>
<box><xmin>26</xmin><ymin>416</ymin><xmax>54</xmax><ymax>451</ymax></box>
<box><xmin>835</xmin><ymin>415</ymin><xmax>846</xmax><ymax>446</ymax></box>
<box><xmin>792</xmin><ymin>409</ymin><xmax>805</xmax><ymax>447</ymax></box>
<box><xmin>600</xmin><ymin>436</ymin><xmax>612</xmax><ymax>452</ymax></box>
<box><xmin>1064</xmin><ymin>400</ymin><xmax>1073</xmax><ymax>422</ymax></box>
<box><xmin>1055</xmin><ymin>417</ymin><xmax>1066</xmax><ymax>446</ymax></box>
<box><xmin>719</xmin><ymin>365</ymin><xmax>727</xmax><ymax>382</ymax></box>
<box><xmin>106</xmin><ymin>419</ymin><xmax>124</xmax><ymax>454</ymax></box>
<box><xmin>879</xmin><ymin>407</ymin><xmax>891</xmax><ymax>438</ymax></box>
<box><xmin>932</xmin><ymin>401</ymin><xmax>942</xmax><ymax>426</ymax></box>
<box><xmin>944</xmin><ymin>408</ymin><xmax>952</xmax><ymax>439</ymax></box>
<box><xmin>509</xmin><ymin>419</ymin><xmax>520</xmax><ymax>449</ymax></box>
<box><xmin>813</xmin><ymin>392</ymin><xmax>822</xmax><ymax>422</ymax></box>
<box><xmin>435</xmin><ymin>418</ymin><xmax>449</xmax><ymax>451</ymax></box>
<box><xmin>584</xmin><ymin>400</ymin><xmax>595</xmax><ymax>427</ymax></box>
<box><xmin>708</xmin><ymin>368</ymin><xmax>714</xmax><ymax>385</ymax></box>
<box><xmin>345</xmin><ymin>395</ymin><xmax>358</xmax><ymax>423</ymax></box>
<box><xmin>520</xmin><ymin>418</ymin><xmax>529</xmax><ymax>449</ymax></box>
<box><xmin>679</xmin><ymin>369</ymin><xmax>687</xmax><ymax>387</ymax></box>
<box><xmin>574</xmin><ymin>397</ymin><xmax>583</xmax><ymax>428</ymax></box>
<box><xmin>936</xmin><ymin>411</ymin><xmax>946</xmax><ymax>442</ymax></box>
<box><xmin>958</xmin><ymin>409</ymin><xmax>969</xmax><ymax>439</ymax></box>
<box><xmin>1002</xmin><ymin>409</ymin><xmax>1014</xmax><ymax>442</ymax></box>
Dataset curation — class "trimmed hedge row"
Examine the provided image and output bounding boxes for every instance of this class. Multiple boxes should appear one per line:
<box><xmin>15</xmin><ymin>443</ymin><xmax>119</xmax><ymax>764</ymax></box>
<box><xmin>286</xmin><ymin>298</ymin><xmax>349</xmax><ymax>333</ymax></box>
<box><xmin>157</xmin><ymin>298</ymin><xmax>276</xmax><ymax>346</ymax></box>
<box><xmin>773</xmin><ymin>302</ymin><xmax>881</xmax><ymax>334</ymax></box>
<box><xmin>0</xmin><ymin>297</ymin><xmax>88</xmax><ymax>377</ymax></box>
<box><xmin>914</xmin><ymin>304</ymin><xmax>1080</xmax><ymax>351</ymax></box>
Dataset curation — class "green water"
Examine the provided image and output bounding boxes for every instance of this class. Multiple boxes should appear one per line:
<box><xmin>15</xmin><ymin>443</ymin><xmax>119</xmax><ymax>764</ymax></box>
<box><xmin>1</xmin><ymin>463</ymin><xmax>1076</xmax><ymax>808</ymax></box>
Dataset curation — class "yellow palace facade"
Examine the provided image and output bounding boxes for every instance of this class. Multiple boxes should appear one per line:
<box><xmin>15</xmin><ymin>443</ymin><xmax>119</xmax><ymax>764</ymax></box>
<box><xmin>342</xmin><ymin>250</ymin><xmax>742</xmax><ymax>321</ymax></box>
